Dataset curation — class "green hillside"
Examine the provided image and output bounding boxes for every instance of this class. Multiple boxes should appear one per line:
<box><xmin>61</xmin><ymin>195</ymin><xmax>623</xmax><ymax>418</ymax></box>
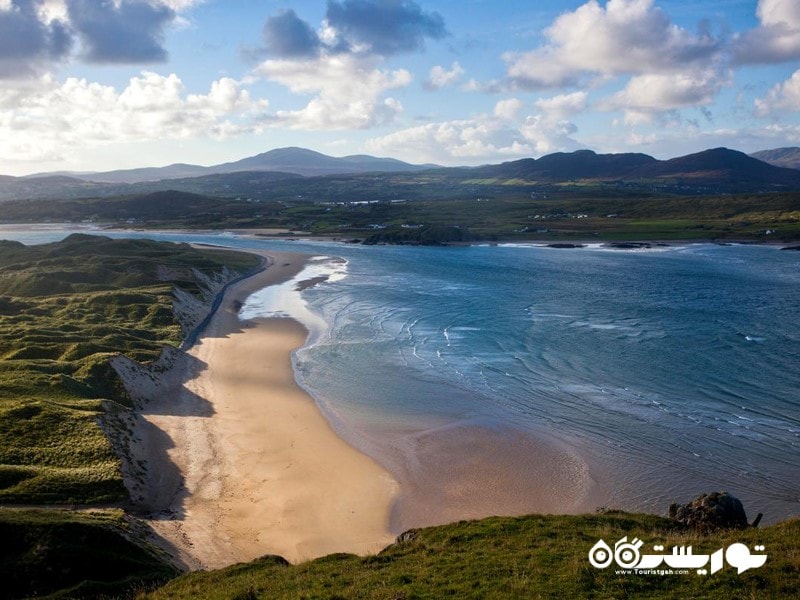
<box><xmin>145</xmin><ymin>511</ymin><xmax>800</xmax><ymax>600</ymax></box>
<box><xmin>1</xmin><ymin>508</ymin><xmax>178</xmax><ymax>599</ymax></box>
<box><xmin>0</xmin><ymin>234</ymin><xmax>259</xmax><ymax>504</ymax></box>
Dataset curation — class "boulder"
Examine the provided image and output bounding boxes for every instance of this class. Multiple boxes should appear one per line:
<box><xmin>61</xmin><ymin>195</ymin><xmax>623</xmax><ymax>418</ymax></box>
<box><xmin>668</xmin><ymin>491</ymin><xmax>748</xmax><ymax>532</ymax></box>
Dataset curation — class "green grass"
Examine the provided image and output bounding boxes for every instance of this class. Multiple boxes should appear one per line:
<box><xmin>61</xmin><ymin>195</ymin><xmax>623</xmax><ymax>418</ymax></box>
<box><xmin>144</xmin><ymin>512</ymin><xmax>800</xmax><ymax>600</ymax></box>
<box><xmin>3</xmin><ymin>185</ymin><xmax>800</xmax><ymax>242</ymax></box>
<box><xmin>0</xmin><ymin>234</ymin><xmax>260</xmax><ymax>504</ymax></box>
<box><xmin>0</xmin><ymin>508</ymin><xmax>178</xmax><ymax>599</ymax></box>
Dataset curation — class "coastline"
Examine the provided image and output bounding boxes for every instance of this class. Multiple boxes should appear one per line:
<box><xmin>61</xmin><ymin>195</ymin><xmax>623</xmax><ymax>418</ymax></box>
<box><xmin>127</xmin><ymin>251</ymin><xmax>398</xmax><ymax>569</ymax></box>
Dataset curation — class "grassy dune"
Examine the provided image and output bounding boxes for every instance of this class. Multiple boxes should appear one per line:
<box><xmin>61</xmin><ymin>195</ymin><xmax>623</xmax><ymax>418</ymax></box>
<box><xmin>0</xmin><ymin>234</ymin><xmax>259</xmax><ymax>504</ymax></box>
<box><xmin>1</xmin><ymin>508</ymin><xmax>178</xmax><ymax>599</ymax></box>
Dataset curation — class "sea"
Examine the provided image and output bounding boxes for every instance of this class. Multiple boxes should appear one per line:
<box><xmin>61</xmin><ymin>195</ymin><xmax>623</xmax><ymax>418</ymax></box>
<box><xmin>2</xmin><ymin>224</ymin><xmax>799</xmax><ymax>524</ymax></box>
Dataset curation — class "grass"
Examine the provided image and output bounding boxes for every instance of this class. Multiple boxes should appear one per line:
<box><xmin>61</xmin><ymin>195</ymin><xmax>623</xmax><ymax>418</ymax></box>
<box><xmin>0</xmin><ymin>234</ymin><xmax>260</xmax><ymax>504</ymax></box>
<box><xmin>144</xmin><ymin>511</ymin><xmax>800</xmax><ymax>600</ymax></box>
<box><xmin>0</xmin><ymin>508</ymin><xmax>178</xmax><ymax>599</ymax></box>
<box><xmin>2</xmin><ymin>186</ymin><xmax>800</xmax><ymax>242</ymax></box>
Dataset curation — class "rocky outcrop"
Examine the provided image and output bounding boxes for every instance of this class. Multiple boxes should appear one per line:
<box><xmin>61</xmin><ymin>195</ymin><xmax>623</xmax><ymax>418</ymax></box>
<box><xmin>668</xmin><ymin>491</ymin><xmax>748</xmax><ymax>532</ymax></box>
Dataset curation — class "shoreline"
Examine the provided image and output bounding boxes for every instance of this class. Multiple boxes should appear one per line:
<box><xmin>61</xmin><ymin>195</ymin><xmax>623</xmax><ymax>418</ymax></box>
<box><xmin>125</xmin><ymin>245</ymin><xmax>606</xmax><ymax>570</ymax></box>
<box><xmin>1</xmin><ymin>222</ymin><xmax>797</xmax><ymax>250</ymax></box>
<box><xmin>127</xmin><ymin>251</ymin><xmax>398</xmax><ymax>569</ymax></box>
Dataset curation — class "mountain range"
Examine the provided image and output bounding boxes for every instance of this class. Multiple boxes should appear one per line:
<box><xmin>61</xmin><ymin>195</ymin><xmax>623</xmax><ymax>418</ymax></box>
<box><xmin>2</xmin><ymin>146</ymin><xmax>800</xmax><ymax>202</ymax></box>
<box><xmin>23</xmin><ymin>147</ymin><xmax>436</xmax><ymax>184</ymax></box>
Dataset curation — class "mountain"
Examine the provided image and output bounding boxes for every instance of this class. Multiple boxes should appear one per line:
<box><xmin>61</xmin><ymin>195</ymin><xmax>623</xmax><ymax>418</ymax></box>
<box><xmin>66</xmin><ymin>163</ymin><xmax>212</xmax><ymax>184</ymax></box>
<box><xmin>213</xmin><ymin>146</ymin><xmax>434</xmax><ymax>177</ymax></box>
<box><xmin>467</xmin><ymin>149</ymin><xmax>657</xmax><ymax>180</ymax></box>
<box><xmin>460</xmin><ymin>147</ymin><xmax>800</xmax><ymax>192</ymax></box>
<box><xmin>35</xmin><ymin>147</ymin><xmax>435</xmax><ymax>185</ymax></box>
<box><xmin>637</xmin><ymin>147</ymin><xmax>800</xmax><ymax>187</ymax></box>
<box><xmin>750</xmin><ymin>147</ymin><xmax>800</xmax><ymax>170</ymax></box>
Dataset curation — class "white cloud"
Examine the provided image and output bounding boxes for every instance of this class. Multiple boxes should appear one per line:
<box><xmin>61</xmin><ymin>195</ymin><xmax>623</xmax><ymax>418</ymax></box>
<box><xmin>365</xmin><ymin>108</ymin><xmax>584</xmax><ymax>165</ymax></box>
<box><xmin>425</xmin><ymin>61</ymin><xmax>464</xmax><ymax>90</ymax></box>
<box><xmin>493</xmin><ymin>98</ymin><xmax>523</xmax><ymax>120</ymax></box>
<box><xmin>534</xmin><ymin>91</ymin><xmax>588</xmax><ymax>119</ymax></box>
<box><xmin>365</xmin><ymin>118</ymin><xmax>534</xmax><ymax>164</ymax></box>
<box><xmin>755</xmin><ymin>69</ymin><xmax>800</xmax><ymax>116</ymax></box>
<box><xmin>504</xmin><ymin>0</ymin><xmax>720</xmax><ymax>89</ymax></box>
<box><xmin>519</xmin><ymin>115</ymin><xmax>583</xmax><ymax>155</ymax></box>
<box><xmin>603</xmin><ymin>68</ymin><xmax>729</xmax><ymax>123</ymax></box>
<box><xmin>256</xmin><ymin>54</ymin><xmax>411</xmax><ymax>130</ymax></box>
<box><xmin>732</xmin><ymin>0</ymin><xmax>800</xmax><ymax>64</ymax></box>
<box><xmin>0</xmin><ymin>71</ymin><xmax>268</xmax><ymax>162</ymax></box>
<box><xmin>159</xmin><ymin>0</ymin><xmax>205</xmax><ymax>10</ymax></box>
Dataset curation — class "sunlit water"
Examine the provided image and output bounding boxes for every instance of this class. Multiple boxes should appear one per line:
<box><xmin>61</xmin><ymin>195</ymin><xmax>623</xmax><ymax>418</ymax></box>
<box><xmin>2</xmin><ymin>225</ymin><xmax>798</xmax><ymax>521</ymax></box>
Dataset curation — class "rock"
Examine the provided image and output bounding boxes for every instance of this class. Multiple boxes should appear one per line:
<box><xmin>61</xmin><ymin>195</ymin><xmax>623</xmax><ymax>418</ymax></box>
<box><xmin>395</xmin><ymin>530</ymin><xmax>418</xmax><ymax>544</ymax></box>
<box><xmin>668</xmin><ymin>491</ymin><xmax>748</xmax><ymax>532</ymax></box>
<box><xmin>608</xmin><ymin>242</ymin><xmax>652</xmax><ymax>250</ymax></box>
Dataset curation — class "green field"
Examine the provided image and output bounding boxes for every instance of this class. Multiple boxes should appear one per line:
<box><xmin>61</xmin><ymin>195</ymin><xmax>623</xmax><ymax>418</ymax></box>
<box><xmin>2</xmin><ymin>184</ymin><xmax>799</xmax><ymax>243</ymax></box>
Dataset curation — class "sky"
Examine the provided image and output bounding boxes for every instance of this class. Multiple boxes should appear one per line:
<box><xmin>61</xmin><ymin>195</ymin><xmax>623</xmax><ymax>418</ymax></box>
<box><xmin>1</xmin><ymin>0</ymin><xmax>799</xmax><ymax>176</ymax></box>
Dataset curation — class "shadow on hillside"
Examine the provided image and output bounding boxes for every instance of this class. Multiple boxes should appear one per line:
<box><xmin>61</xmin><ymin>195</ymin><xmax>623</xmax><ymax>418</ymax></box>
<box><xmin>124</xmin><ymin>351</ymin><xmax>214</xmax><ymax>521</ymax></box>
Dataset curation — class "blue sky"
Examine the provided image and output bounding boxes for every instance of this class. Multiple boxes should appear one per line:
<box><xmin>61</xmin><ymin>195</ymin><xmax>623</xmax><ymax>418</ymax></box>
<box><xmin>1</xmin><ymin>0</ymin><xmax>799</xmax><ymax>175</ymax></box>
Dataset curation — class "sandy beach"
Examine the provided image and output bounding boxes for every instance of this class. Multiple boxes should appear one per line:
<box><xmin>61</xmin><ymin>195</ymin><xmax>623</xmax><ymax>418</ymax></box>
<box><xmin>128</xmin><ymin>251</ymin><xmax>398</xmax><ymax>569</ymax></box>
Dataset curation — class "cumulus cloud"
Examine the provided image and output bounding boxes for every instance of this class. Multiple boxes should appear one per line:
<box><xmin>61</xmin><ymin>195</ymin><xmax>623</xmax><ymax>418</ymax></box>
<box><xmin>602</xmin><ymin>68</ymin><xmax>729</xmax><ymax>123</ymax></box>
<box><xmin>67</xmin><ymin>0</ymin><xmax>175</xmax><ymax>64</ymax></box>
<box><xmin>755</xmin><ymin>69</ymin><xmax>800</xmax><ymax>116</ymax></box>
<box><xmin>0</xmin><ymin>0</ymin><xmax>72</xmax><ymax>78</ymax></box>
<box><xmin>0</xmin><ymin>0</ymin><xmax>201</xmax><ymax>77</ymax></box>
<box><xmin>732</xmin><ymin>0</ymin><xmax>800</xmax><ymax>65</ymax></box>
<box><xmin>0</xmin><ymin>71</ymin><xmax>268</xmax><ymax>161</ymax></box>
<box><xmin>261</xmin><ymin>9</ymin><xmax>322</xmax><ymax>59</ymax></box>
<box><xmin>534</xmin><ymin>91</ymin><xmax>588</xmax><ymax>119</ymax></box>
<box><xmin>326</xmin><ymin>0</ymin><xmax>447</xmax><ymax>56</ymax></box>
<box><xmin>260</xmin><ymin>0</ymin><xmax>447</xmax><ymax>59</ymax></box>
<box><xmin>365</xmin><ymin>106</ymin><xmax>584</xmax><ymax>165</ymax></box>
<box><xmin>425</xmin><ymin>61</ymin><xmax>464</xmax><ymax>90</ymax></box>
<box><xmin>493</xmin><ymin>98</ymin><xmax>523</xmax><ymax>120</ymax></box>
<box><xmin>504</xmin><ymin>0</ymin><xmax>721</xmax><ymax>89</ymax></box>
<box><xmin>365</xmin><ymin>118</ymin><xmax>533</xmax><ymax>164</ymax></box>
<box><xmin>519</xmin><ymin>115</ymin><xmax>583</xmax><ymax>155</ymax></box>
<box><xmin>254</xmin><ymin>2</ymin><xmax>441</xmax><ymax>130</ymax></box>
<box><xmin>257</xmin><ymin>54</ymin><xmax>410</xmax><ymax>129</ymax></box>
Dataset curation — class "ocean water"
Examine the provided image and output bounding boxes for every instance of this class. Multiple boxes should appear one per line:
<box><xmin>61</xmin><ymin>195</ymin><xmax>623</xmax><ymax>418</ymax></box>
<box><xmin>2</xmin><ymin>225</ymin><xmax>799</xmax><ymax>522</ymax></box>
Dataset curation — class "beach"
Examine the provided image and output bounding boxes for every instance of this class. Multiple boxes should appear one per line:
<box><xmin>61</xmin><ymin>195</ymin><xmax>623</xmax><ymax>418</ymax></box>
<box><xmin>128</xmin><ymin>251</ymin><xmax>398</xmax><ymax>569</ymax></box>
<box><xmin>121</xmin><ymin>247</ymin><xmax>607</xmax><ymax>570</ymax></box>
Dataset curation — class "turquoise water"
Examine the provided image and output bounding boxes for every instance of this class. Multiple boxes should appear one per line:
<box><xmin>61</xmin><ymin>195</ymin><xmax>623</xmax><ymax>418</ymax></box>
<box><xmin>2</xmin><ymin>226</ymin><xmax>799</xmax><ymax>521</ymax></box>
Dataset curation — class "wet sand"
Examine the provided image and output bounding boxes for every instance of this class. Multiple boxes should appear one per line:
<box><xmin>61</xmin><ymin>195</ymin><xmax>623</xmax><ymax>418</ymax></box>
<box><xmin>352</xmin><ymin>420</ymin><xmax>605</xmax><ymax>533</ymax></box>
